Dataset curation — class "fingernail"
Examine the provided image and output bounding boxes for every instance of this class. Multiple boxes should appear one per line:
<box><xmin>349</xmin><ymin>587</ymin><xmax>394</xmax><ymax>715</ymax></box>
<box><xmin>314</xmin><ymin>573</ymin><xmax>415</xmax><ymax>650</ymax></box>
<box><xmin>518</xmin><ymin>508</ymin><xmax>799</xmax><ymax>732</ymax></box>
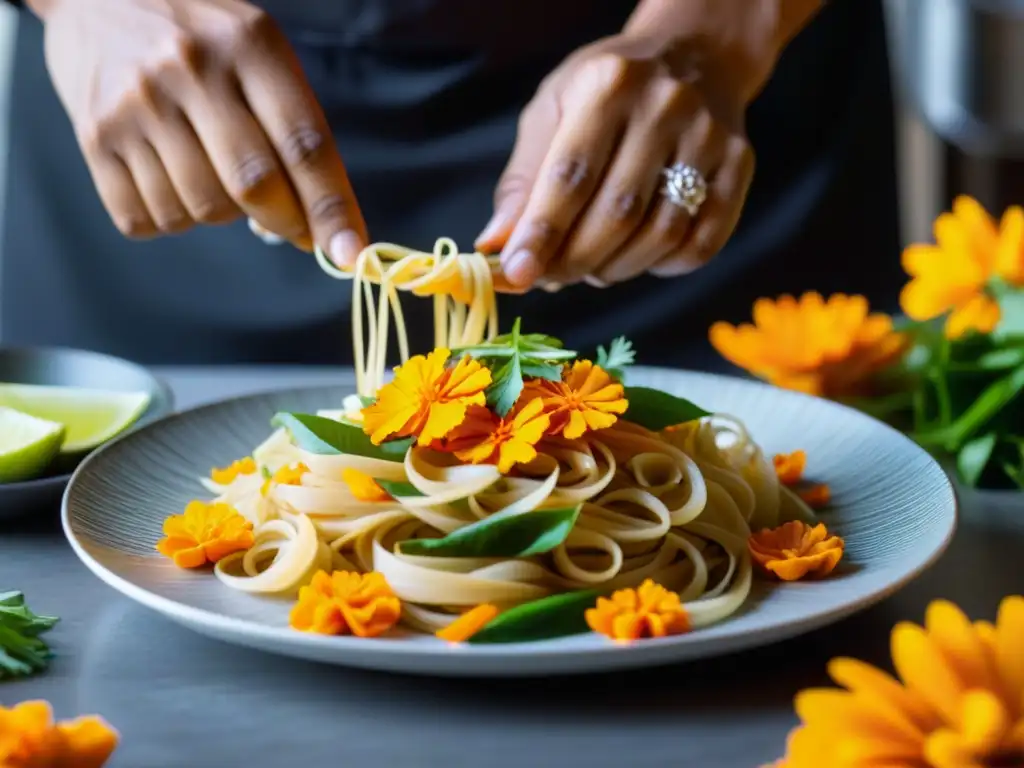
<box><xmin>476</xmin><ymin>210</ymin><xmax>512</xmax><ymax>251</ymax></box>
<box><xmin>329</xmin><ymin>230</ymin><xmax>364</xmax><ymax>268</ymax></box>
<box><xmin>503</xmin><ymin>249</ymin><xmax>538</xmax><ymax>287</ymax></box>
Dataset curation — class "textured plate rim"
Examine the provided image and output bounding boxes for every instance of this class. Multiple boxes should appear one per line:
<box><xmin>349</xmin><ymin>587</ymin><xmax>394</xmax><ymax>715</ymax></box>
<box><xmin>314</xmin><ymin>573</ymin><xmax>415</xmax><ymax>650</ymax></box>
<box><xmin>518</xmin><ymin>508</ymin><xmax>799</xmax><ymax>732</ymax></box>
<box><xmin>62</xmin><ymin>370</ymin><xmax>959</xmax><ymax>663</ymax></box>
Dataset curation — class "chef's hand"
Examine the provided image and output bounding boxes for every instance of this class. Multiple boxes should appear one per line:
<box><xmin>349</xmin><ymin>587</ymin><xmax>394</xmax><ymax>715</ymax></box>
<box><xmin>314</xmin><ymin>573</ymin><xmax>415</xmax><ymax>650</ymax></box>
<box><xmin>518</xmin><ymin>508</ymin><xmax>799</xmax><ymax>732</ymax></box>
<box><xmin>476</xmin><ymin>34</ymin><xmax>756</xmax><ymax>290</ymax></box>
<box><xmin>30</xmin><ymin>0</ymin><xmax>367</xmax><ymax>263</ymax></box>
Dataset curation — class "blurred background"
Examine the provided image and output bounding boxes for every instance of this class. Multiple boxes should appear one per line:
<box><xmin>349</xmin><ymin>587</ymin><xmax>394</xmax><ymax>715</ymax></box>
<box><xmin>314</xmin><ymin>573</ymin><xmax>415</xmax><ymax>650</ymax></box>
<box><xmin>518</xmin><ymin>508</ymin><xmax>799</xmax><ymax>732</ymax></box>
<box><xmin>0</xmin><ymin>0</ymin><xmax>1021</xmax><ymax>351</ymax></box>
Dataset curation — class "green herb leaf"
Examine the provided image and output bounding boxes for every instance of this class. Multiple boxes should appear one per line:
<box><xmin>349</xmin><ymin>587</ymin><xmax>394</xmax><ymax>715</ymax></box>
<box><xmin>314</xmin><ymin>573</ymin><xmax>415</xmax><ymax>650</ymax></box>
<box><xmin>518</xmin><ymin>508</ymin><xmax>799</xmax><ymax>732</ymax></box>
<box><xmin>487</xmin><ymin>355</ymin><xmax>524</xmax><ymax>417</ymax></box>
<box><xmin>469</xmin><ymin>589</ymin><xmax>602</xmax><ymax>644</ymax></box>
<box><xmin>0</xmin><ymin>592</ymin><xmax>59</xmax><ymax>680</ymax></box>
<box><xmin>374</xmin><ymin>478</ymin><xmax>425</xmax><ymax>498</ymax></box>
<box><xmin>623</xmin><ymin>386</ymin><xmax>710</xmax><ymax>430</ymax></box>
<box><xmin>957</xmin><ymin>433</ymin><xmax>998</xmax><ymax>487</ymax></box>
<box><xmin>520</xmin><ymin>362</ymin><xmax>562</xmax><ymax>382</ymax></box>
<box><xmin>261</xmin><ymin>465</ymin><xmax>272</xmax><ymax>479</ymax></box>
<box><xmin>914</xmin><ymin>366</ymin><xmax>1024</xmax><ymax>450</ymax></box>
<box><xmin>399</xmin><ymin>505</ymin><xmax>581</xmax><ymax>558</ymax></box>
<box><xmin>357</xmin><ymin>395</ymin><xmax>376</xmax><ymax>407</ymax></box>
<box><xmin>272</xmin><ymin>412</ymin><xmax>412</xmax><ymax>461</ymax></box>
<box><xmin>596</xmin><ymin>336</ymin><xmax>636</xmax><ymax>381</ymax></box>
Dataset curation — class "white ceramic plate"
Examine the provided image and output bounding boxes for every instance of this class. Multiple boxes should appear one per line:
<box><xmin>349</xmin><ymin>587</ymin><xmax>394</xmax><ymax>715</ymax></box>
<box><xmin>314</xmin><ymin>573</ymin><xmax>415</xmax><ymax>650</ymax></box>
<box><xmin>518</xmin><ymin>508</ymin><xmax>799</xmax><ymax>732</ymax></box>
<box><xmin>62</xmin><ymin>368</ymin><xmax>957</xmax><ymax>677</ymax></box>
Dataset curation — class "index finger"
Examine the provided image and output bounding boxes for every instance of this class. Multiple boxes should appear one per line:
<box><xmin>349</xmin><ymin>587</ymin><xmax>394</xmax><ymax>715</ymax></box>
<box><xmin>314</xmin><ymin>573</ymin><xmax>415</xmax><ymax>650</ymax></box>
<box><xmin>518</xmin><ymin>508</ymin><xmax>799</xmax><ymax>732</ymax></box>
<box><xmin>236</xmin><ymin>20</ymin><xmax>367</xmax><ymax>266</ymax></box>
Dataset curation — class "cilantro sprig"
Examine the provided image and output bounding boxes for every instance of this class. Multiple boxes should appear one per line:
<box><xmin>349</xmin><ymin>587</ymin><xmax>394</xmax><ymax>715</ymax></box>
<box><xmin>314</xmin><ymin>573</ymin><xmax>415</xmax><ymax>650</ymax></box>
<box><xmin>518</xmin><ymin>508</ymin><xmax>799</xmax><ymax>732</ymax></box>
<box><xmin>452</xmin><ymin>318</ymin><xmax>576</xmax><ymax>416</ymax></box>
<box><xmin>596</xmin><ymin>336</ymin><xmax>636</xmax><ymax>381</ymax></box>
<box><xmin>0</xmin><ymin>591</ymin><xmax>59</xmax><ymax>680</ymax></box>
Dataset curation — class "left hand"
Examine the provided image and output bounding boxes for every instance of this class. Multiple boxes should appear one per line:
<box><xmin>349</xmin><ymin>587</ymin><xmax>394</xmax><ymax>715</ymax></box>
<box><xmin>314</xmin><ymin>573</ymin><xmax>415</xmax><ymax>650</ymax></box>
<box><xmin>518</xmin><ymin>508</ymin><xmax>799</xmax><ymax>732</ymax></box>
<box><xmin>476</xmin><ymin>34</ymin><xmax>756</xmax><ymax>290</ymax></box>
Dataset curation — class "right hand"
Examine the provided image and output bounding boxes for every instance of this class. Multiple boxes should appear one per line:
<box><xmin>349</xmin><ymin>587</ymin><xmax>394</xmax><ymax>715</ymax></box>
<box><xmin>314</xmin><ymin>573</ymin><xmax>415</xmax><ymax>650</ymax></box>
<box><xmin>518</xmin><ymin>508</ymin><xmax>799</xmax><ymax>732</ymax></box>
<box><xmin>32</xmin><ymin>0</ymin><xmax>367</xmax><ymax>263</ymax></box>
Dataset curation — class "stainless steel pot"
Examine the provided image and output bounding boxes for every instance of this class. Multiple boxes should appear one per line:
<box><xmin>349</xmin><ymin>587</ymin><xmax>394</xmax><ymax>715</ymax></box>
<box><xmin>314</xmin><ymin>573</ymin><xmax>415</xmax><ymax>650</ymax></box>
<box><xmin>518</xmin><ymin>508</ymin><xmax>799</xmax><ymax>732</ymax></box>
<box><xmin>892</xmin><ymin>0</ymin><xmax>1024</xmax><ymax>156</ymax></box>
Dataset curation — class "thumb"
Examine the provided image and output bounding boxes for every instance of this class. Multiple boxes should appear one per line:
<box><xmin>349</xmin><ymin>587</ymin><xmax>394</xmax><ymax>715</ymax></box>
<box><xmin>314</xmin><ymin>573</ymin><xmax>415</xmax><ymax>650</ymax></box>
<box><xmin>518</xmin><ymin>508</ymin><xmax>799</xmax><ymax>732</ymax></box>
<box><xmin>475</xmin><ymin>101</ymin><xmax>558</xmax><ymax>255</ymax></box>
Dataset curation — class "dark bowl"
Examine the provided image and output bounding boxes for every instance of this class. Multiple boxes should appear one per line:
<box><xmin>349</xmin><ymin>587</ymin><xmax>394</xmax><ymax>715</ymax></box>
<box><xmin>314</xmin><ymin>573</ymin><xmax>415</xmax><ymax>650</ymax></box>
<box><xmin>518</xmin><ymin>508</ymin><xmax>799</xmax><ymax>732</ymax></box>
<box><xmin>0</xmin><ymin>346</ymin><xmax>174</xmax><ymax>518</ymax></box>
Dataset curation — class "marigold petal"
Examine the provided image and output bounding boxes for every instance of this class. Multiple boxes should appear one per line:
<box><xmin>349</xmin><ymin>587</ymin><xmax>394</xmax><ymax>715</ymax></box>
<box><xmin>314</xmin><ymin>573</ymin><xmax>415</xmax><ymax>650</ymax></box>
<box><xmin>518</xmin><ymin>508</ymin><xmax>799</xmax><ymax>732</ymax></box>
<box><xmin>828</xmin><ymin>657</ymin><xmax>937</xmax><ymax>737</ymax></box>
<box><xmin>580</xmin><ymin>408</ymin><xmax>619</xmax><ymax>433</ymax></box>
<box><xmin>342</xmin><ymin>468</ymin><xmax>393</xmax><ymax>502</ymax></box>
<box><xmin>953</xmin><ymin>195</ymin><xmax>1000</xmax><ymax>270</ymax></box>
<box><xmin>958</xmin><ymin>689</ymin><xmax>1011</xmax><ymax>756</ymax></box>
<box><xmin>798</xmin><ymin>484</ymin><xmax>831</xmax><ymax>508</ymax></box>
<box><xmin>994</xmin><ymin>596</ymin><xmax>1024</xmax><ymax>707</ymax></box>
<box><xmin>923</xmin><ymin>729</ymin><xmax>987</xmax><ymax>768</ymax></box>
<box><xmin>795</xmin><ymin>689</ymin><xmax>920</xmax><ymax>748</ymax></box>
<box><xmin>496</xmin><ymin>440</ymin><xmax>537</xmax><ymax>473</ymax></box>
<box><xmin>900</xmin><ymin>277</ymin><xmax>965</xmax><ymax>321</ymax></box>
<box><xmin>925</xmin><ymin>600</ymin><xmax>1002</xmax><ymax>697</ymax></box>
<box><xmin>55</xmin><ymin>717</ymin><xmax>119</xmax><ymax>768</ymax></box>
<box><xmin>561</xmin><ymin>409</ymin><xmax>589</xmax><ymax>440</ymax></box>
<box><xmin>996</xmin><ymin>205</ymin><xmax>1024</xmax><ymax>285</ymax></box>
<box><xmin>945</xmin><ymin>293</ymin><xmax>1001</xmax><ymax>339</ymax></box>
<box><xmin>443</xmin><ymin>356</ymin><xmax>492</xmax><ymax>398</ymax></box>
<box><xmin>773</xmin><ymin>451</ymin><xmax>806</xmax><ymax>485</ymax></box>
<box><xmin>902</xmin><ymin>244</ymin><xmax>944</xmax><ymax>277</ymax></box>
<box><xmin>418</xmin><ymin>400</ymin><xmax>469</xmax><ymax>445</ymax></box>
<box><xmin>892</xmin><ymin>622</ymin><xmax>967</xmax><ymax>725</ymax></box>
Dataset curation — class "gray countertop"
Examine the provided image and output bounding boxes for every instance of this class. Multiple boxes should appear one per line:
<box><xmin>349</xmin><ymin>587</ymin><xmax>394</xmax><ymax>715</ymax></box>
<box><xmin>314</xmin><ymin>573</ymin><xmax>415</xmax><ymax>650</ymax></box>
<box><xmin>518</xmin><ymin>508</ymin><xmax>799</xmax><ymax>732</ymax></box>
<box><xmin>2</xmin><ymin>367</ymin><xmax>1022</xmax><ymax>768</ymax></box>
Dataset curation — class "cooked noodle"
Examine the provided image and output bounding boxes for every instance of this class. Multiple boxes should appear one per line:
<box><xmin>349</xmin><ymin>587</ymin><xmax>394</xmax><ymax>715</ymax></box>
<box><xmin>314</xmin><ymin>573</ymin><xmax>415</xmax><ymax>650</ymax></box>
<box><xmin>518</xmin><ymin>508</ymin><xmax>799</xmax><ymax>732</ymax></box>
<box><xmin>203</xmin><ymin>239</ymin><xmax>812</xmax><ymax>635</ymax></box>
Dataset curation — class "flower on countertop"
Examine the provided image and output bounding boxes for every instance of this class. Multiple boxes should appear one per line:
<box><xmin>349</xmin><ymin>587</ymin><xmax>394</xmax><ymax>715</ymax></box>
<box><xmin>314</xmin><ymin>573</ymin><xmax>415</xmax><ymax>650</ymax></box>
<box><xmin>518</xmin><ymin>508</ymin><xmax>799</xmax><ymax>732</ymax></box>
<box><xmin>341</xmin><ymin>468</ymin><xmax>392</xmax><ymax>503</ymax></box>
<box><xmin>209</xmin><ymin>456</ymin><xmax>257</xmax><ymax>485</ymax></box>
<box><xmin>771</xmin><ymin>596</ymin><xmax>1024</xmax><ymax>768</ymax></box>
<box><xmin>155</xmin><ymin>500</ymin><xmax>255</xmax><ymax>569</ymax></box>
<box><xmin>899</xmin><ymin>196</ymin><xmax>1024</xmax><ymax>339</ymax></box>
<box><xmin>748</xmin><ymin>521</ymin><xmax>844</xmax><ymax>581</ymax></box>
<box><xmin>361</xmin><ymin>349</ymin><xmax>492</xmax><ymax>446</ymax></box>
<box><xmin>773</xmin><ymin>450</ymin><xmax>807</xmax><ymax>486</ymax></box>
<box><xmin>709</xmin><ymin>292</ymin><xmax>907</xmax><ymax>398</ymax></box>
<box><xmin>444</xmin><ymin>397</ymin><xmax>550</xmax><ymax>473</ymax></box>
<box><xmin>772</xmin><ymin>450</ymin><xmax>832</xmax><ymax>509</ymax></box>
<box><xmin>261</xmin><ymin>462</ymin><xmax>309</xmax><ymax>497</ymax></box>
<box><xmin>585</xmin><ymin>580</ymin><xmax>690</xmax><ymax>641</ymax></box>
<box><xmin>435</xmin><ymin>604</ymin><xmax>500</xmax><ymax>643</ymax></box>
<box><xmin>522</xmin><ymin>360</ymin><xmax>628</xmax><ymax>439</ymax></box>
<box><xmin>289</xmin><ymin>570</ymin><xmax>402</xmax><ymax>638</ymax></box>
<box><xmin>0</xmin><ymin>700</ymin><xmax>118</xmax><ymax>768</ymax></box>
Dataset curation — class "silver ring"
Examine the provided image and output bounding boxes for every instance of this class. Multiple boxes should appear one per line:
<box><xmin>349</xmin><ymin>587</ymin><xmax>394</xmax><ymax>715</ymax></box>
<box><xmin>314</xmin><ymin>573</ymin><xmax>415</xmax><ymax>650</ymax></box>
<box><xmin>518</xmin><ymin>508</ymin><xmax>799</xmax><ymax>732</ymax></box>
<box><xmin>661</xmin><ymin>163</ymin><xmax>707</xmax><ymax>216</ymax></box>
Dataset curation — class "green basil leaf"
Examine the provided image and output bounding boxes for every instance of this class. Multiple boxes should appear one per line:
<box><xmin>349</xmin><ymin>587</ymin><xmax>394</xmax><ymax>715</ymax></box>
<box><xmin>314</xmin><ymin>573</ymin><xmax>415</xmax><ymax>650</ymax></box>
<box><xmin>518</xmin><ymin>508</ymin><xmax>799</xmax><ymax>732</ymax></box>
<box><xmin>521</xmin><ymin>362</ymin><xmax>562</xmax><ymax>382</ymax></box>
<box><xmin>957</xmin><ymin>433</ymin><xmax>998</xmax><ymax>487</ymax></box>
<box><xmin>469</xmin><ymin>589</ymin><xmax>602</xmax><ymax>644</ymax></box>
<box><xmin>374</xmin><ymin>478</ymin><xmax>425</xmax><ymax>498</ymax></box>
<box><xmin>486</xmin><ymin>356</ymin><xmax>523</xmax><ymax>417</ymax></box>
<box><xmin>399</xmin><ymin>505</ymin><xmax>581</xmax><ymax>558</ymax></box>
<box><xmin>272</xmin><ymin>412</ymin><xmax>412</xmax><ymax>460</ymax></box>
<box><xmin>623</xmin><ymin>386</ymin><xmax>710</xmax><ymax>430</ymax></box>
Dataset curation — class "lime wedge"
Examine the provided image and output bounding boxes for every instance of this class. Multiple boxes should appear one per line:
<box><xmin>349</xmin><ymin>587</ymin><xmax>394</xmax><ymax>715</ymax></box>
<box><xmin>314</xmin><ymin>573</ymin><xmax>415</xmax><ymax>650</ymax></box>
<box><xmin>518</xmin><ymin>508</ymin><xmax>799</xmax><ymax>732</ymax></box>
<box><xmin>0</xmin><ymin>384</ymin><xmax>150</xmax><ymax>454</ymax></box>
<box><xmin>0</xmin><ymin>407</ymin><xmax>66</xmax><ymax>483</ymax></box>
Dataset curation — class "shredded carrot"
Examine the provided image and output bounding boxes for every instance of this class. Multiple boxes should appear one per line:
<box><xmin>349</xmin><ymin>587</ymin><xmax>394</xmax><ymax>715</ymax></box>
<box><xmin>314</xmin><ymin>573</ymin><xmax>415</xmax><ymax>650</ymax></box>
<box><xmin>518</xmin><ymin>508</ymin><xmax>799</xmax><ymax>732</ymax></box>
<box><xmin>435</xmin><ymin>604</ymin><xmax>501</xmax><ymax>643</ymax></box>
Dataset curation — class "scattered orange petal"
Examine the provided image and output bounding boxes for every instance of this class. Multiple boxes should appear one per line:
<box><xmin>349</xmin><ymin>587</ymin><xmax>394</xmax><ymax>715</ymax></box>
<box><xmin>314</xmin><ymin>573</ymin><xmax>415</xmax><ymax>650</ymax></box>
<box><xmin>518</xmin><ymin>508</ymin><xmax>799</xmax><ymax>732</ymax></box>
<box><xmin>290</xmin><ymin>571</ymin><xmax>402</xmax><ymax>638</ymax></box>
<box><xmin>261</xmin><ymin>462</ymin><xmax>309</xmax><ymax>497</ymax></box>
<box><xmin>798</xmin><ymin>483</ymin><xmax>831</xmax><ymax>508</ymax></box>
<box><xmin>435</xmin><ymin>604</ymin><xmax>500</xmax><ymax>643</ymax></box>
<box><xmin>209</xmin><ymin>456</ymin><xmax>257</xmax><ymax>485</ymax></box>
<box><xmin>155</xmin><ymin>500</ymin><xmax>254</xmax><ymax>569</ymax></box>
<box><xmin>585</xmin><ymin>580</ymin><xmax>690</xmax><ymax>641</ymax></box>
<box><xmin>361</xmin><ymin>349</ymin><xmax>491</xmax><ymax>446</ymax></box>
<box><xmin>773</xmin><ymin>450</ymin><xmax>806</xmax><ymax>485</ymax></box>
<box><xmin>0</xmin><ymin>700</ymin><xmax>118</xmax><ymax>768</ymax></box>
<box><xmin>444</xmin><ymin>397</ymin><xmax>550</xmax><ymax>473</ymax></box>
<box><xmin>709</xmin><ymin>292</ymin><xmax>906</xmax><ymax>398</ymax></box>
<box><xmin>342</xmin><ymin>468</ymin><xmax>393</xmax><ymax>502</ymax></box>
<box><xmin>522</xmin><ymin>360</ymin><xmax>628</xmax><ymax>439</ymax></box>
<box><xmin>748</xmin><ymin>521</ymin><xmax>844</xmax><ymax>581</ymax></box>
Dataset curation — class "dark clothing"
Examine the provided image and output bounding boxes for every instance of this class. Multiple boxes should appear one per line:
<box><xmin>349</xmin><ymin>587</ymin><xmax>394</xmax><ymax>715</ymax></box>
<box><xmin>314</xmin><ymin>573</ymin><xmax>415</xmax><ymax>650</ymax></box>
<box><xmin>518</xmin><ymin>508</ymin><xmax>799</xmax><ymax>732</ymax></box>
<box><xmin>0</xmin><ymin>0</ymin><xmax>902</xmax><ymax>369</ymax></box>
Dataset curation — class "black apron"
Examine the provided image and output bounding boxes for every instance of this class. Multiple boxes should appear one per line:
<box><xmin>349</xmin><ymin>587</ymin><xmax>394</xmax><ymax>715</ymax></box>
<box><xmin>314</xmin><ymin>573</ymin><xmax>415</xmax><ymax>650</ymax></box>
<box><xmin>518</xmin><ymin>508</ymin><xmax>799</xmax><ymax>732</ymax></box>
<box><xmin>0</xmin><ymin>0</ymin><xmax>902</xmax><ymax>369</ymax></box>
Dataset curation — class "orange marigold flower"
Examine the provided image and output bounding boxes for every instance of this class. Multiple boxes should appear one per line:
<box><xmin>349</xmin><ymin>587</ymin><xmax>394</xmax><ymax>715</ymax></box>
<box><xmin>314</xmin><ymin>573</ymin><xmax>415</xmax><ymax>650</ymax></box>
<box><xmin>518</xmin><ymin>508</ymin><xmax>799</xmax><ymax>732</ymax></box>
<box><xmin>748</xmin><ymin>521</ymin><xmax>844</xmax><ymax>581</ymax></box>
<box><xmin>0</xmin><ymin>700</ymin><xmax>118</xmax><ymax>768</ymax></box>
<box><xmin>260</xmin><ymin>462</ymin><xmax>309</xmax><ymax>497</ymax></box>
<box><xmin>522</xmin><ymin>360</ymin><xmax>628</xmax><ymax>439</ymax></box>
<box><xmin>445</xmin><ymin>397</ymin><xmax>550</xmax><ymax>473</ymax></box>
<box><xmin>772</xmin><ymin>596</ymin><xmax>1024</xmax><ymax>768</ymax></box>
<box><xmin>341</xmin><ymin>468</ymin><xmax>393</xmax><ymax>502</ymax></box>
<box><xmin>289</xmin><ymin>570</ymin><xmax>402</xmax><ymax>638</ymax></box>
<box><xmin>585</xmin><ymin>580</ymin><xmax>691</xmax><ymax>641</ymax></box>
<box><xmin>362</xmin><ymin>349</ymin><xmax>491</xmax><ymax>446</ymax></box>
<box><xmin>709</xmin><ymin>292</ymin><xmax>906</xmax><ymax>398</ymax></box>
<box><xmin>435</xmin><ymin>604</ymin><xmax>500</xmax><ymax>643</ymax></box>
<box><xmin>155</xmin><ymin>500</ymin><xmax>255</xmax><ymax>569</ymax></box>
<box><xmin>798</xmin><ymin>483</ymin><xmax>831</xmax><ymax>508</ymax></box>
<box><xmin>773</xmin><ymin>450</ymin><xmax>806</xmax><ymax>485</ymax></box>
<box><xmin>899</xmin><ymin>196</ymin><xmax>1010</xmax><ymax>339</ymax></box>
<box><xmin>209</xmin><ymin>456</ymin><xmax>257</xmax><ymax>485</ymax></box>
